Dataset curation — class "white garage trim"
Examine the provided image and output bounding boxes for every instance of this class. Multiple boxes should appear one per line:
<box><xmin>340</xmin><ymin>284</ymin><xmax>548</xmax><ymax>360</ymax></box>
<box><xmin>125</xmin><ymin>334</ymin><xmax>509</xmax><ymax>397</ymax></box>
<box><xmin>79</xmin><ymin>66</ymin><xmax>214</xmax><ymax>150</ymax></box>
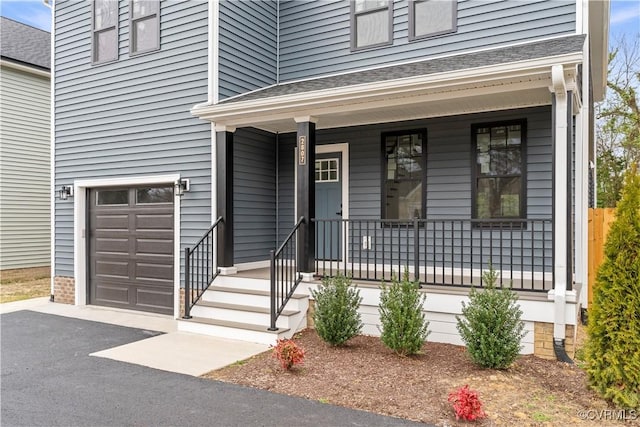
<box><xmin>73</xmin><ymin>174</ymin><xmax>181</xmax><ymax>318</ymax></box>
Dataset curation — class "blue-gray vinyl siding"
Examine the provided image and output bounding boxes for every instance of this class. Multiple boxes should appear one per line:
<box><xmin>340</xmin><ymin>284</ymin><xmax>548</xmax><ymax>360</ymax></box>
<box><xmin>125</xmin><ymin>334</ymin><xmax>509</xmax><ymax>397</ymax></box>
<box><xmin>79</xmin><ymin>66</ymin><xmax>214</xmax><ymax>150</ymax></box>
<box><xmin>276</xmin><ymin>107</ymin><xmax>553</xmax><ymax>278</ymax></box>
<box><xmin>278</xmin><ymin>0</ymin><xmax>576</xmax><ymax>81</ymax></box>
<box><xmin>277</xmin><ymin>134</ymin><xmax>297</xmax><ymax>243</ymax></box>
<box><xmin>218</xmin><ymin>0</ymin><xmax>277</xmax><ymax>99</ymax></box>
<box><xmin>54</xmin><ymin>0</ymin><xmax>210</xmax><ymax>276</ymax></box>
<box><xmin>233</xmin><ymin>128</ymin><xmax>277</xmax><ymax>263</ymax></box>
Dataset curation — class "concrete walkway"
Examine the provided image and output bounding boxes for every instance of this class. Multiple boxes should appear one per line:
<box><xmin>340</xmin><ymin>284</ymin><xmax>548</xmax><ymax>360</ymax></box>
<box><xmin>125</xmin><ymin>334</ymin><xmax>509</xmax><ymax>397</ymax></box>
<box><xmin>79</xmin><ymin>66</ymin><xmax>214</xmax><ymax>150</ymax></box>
<box><xmin>1</xmin><ymin>307</ymin><xmax>424</xmax><ymax>426</ymax></box>
<box><xmin>0</xmin><ymin>298</ymin><xmax>268</xmax><ymax>376</ymax></box>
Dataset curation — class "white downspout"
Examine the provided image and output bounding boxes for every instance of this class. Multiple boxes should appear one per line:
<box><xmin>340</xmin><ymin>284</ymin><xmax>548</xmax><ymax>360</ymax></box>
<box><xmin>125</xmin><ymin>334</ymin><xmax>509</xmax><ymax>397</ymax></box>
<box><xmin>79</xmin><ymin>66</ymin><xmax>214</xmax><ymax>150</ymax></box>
<box><xmin>550</xmin><ymin>64</ymin><xmax>568</xmax><ymax>341</ymax></box>
<box><xmin>44</xmin><ymin>0</ymin><xmax>55</xmax><ymax>300</ymax></box>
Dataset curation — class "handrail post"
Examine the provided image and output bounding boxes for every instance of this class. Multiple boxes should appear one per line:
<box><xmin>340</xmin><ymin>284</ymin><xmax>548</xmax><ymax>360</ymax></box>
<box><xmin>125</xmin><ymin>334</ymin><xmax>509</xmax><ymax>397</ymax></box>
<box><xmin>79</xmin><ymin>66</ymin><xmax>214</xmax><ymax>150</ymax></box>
<box><xmin>183</xmin><ymin>247</ymin><xmax>192</xmax><ymax>319</ymax></box>
<box><xmin>268</xmin><ymin>249</ymin><xmax>278</xmax><ymax>331</ymax></box>
<box><xmin>413</xmin><ymin>217</ymin><xmax>420</xmax><ymax>285</ymax></box>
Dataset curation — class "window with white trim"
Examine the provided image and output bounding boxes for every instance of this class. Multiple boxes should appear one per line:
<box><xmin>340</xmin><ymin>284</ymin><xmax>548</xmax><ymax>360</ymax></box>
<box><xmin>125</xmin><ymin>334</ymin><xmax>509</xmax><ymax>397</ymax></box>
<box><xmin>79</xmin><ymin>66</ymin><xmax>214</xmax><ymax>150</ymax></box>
<box><xmin>92</xmin><ymin>0</ymin><xmax>119</xmax><ymax>63</ymax></box>
<box><xmin>130</xmin><ymin>0</ymin><xmax>160</xmax><ymax>55</ymax></box>
<box><xmin>409</xmin><ymin>0</ymin><xmax>457</xmax><ymax>40</ymax></box>
<box><xmin>351</xmin><ymin>0</ymin><xmax>392</xmax><ymax>50</ymax></box>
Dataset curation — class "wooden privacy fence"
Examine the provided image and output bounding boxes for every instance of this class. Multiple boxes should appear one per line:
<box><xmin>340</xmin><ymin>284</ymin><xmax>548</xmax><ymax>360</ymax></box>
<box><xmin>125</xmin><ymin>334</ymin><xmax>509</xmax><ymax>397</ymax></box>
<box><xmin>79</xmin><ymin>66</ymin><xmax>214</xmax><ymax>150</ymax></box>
<box><xmin>588</xmin><ymin>208</ymin><xmax>616</xmax><ymax>305</ymax></box>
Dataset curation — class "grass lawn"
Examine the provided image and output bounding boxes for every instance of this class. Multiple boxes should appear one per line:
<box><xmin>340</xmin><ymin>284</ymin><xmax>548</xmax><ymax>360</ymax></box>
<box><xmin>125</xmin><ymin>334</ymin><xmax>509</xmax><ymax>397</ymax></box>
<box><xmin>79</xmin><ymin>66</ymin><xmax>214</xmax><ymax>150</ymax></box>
<box><xmin>0</xmin><ymin>267</ymin><xmax>51</xmax><ymax>303</ymax></box>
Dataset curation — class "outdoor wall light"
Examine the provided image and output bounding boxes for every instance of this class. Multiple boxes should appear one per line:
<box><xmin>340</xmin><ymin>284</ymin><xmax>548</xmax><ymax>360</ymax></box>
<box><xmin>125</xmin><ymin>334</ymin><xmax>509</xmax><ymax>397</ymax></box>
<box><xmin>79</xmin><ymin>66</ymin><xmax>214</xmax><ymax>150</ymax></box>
<box><xmin>175</xmin><ymin>178</ymin><xmax>190</xmax><ymax>196</ymax></box>
<box><xmin>58</xmin><ymin>185</ymin><xmax>73</xmax><ymax>200</ymax></box>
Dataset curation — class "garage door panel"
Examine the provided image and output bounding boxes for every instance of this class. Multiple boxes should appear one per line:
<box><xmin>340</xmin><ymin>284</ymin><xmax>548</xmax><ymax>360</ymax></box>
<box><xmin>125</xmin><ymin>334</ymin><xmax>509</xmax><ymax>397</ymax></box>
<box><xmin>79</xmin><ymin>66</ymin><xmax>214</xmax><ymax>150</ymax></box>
<box><xmin>89</xmin><ymin>186</ymin><xmax>174</xmax><ymax>314</ymax></box>
<box><xmin>94</xmin><ymin>214</ymin><xmax>130</xmax><ymax>230</ymax></box>
<box><xmin>95</xmin><ymin>260</ymin><xmax>130</xmax><ymax>279</ymax></box>
<box><xmin>136</xmin><ymin>238</ymin><xmax>172</xmax><ymax>255</ymax></box>
<box><xmin>94</xmin><ymin>283</ymin><xmax>130</xmax><ymax>305</ymax></box>
<box><xmin>136</xmin><ymin>288</ymin><xmax>173</xmax><ymax>314</ymax></box>
<box><xmin>95</xmin><ymin>237</ymin><xmax>129</xmax><ymax>254</ymax></box>
<box><xmin>135</xmin><ymin>213</ymin><xmax>173</xmax><ymax>230</ymax></box>
<box><xmin>136</xmin><ymin>262</ymin><xmax>173</xmax><ymax>282</ymax></box>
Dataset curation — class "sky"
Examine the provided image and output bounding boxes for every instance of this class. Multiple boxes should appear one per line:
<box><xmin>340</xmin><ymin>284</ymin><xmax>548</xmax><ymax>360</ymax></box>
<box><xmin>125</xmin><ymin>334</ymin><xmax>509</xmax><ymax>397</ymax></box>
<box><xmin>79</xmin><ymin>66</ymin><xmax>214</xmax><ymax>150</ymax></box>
<box><xmin>0</xmin><ymin>0</ymin><xmax>638</xmax><ymax>43</ymax></box>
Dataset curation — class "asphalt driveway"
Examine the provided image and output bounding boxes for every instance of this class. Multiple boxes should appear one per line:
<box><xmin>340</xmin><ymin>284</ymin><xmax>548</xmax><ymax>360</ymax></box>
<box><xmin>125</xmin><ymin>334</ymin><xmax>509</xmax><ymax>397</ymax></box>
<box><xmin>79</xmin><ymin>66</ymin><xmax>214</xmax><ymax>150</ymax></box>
<box><xmin>1</xmin><ymin>310</ymin><xmax>425</xmax><ymax>427</ymax></box>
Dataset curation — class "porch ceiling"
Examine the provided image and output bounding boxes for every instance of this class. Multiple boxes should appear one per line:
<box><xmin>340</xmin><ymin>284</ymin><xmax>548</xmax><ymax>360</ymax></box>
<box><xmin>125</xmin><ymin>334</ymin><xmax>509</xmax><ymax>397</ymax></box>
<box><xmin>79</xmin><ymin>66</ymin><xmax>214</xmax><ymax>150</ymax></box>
<box><xmin>193</xmin><ymin>37</ymin><xmax>584</xmax><ymax>134</ymax></box>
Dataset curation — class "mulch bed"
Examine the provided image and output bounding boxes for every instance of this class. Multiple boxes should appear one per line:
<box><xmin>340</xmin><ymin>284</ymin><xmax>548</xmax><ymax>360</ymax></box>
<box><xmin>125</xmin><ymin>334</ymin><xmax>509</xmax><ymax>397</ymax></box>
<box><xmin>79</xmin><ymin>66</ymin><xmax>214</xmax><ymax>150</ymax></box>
<box><xmin>203</xmin><ymin>329</ymin><xmax>637</xmax><ymax>426</ymax></box>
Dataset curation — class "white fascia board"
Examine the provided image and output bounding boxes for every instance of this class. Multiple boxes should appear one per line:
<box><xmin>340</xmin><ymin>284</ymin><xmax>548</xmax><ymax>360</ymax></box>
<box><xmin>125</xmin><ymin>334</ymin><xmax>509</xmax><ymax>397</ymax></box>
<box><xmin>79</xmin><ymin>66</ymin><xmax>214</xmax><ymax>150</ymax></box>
<box><xmin>192</xmin><ymin>52</ymin><xmax>583</xmax><ymax>125</ymax></box>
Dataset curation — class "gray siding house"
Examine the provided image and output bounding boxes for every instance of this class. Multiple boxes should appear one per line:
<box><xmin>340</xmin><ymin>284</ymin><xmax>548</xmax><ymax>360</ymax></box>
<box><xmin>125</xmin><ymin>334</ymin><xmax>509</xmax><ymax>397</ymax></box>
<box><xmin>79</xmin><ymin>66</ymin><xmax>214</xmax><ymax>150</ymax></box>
<box><xmin>53</xmin><ymin>0</ymin><xmax>609</xmax><ymax>359</ymax></box>
<box><xmin>0</xmin><ymin>18</ymin><xmax>51</xmax><ymax>270</ymax></box>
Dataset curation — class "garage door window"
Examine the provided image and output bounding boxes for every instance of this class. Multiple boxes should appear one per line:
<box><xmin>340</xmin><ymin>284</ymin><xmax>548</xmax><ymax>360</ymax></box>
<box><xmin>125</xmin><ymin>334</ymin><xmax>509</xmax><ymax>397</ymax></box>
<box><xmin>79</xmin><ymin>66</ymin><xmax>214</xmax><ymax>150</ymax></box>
<box><xmin>96</xmin><ymin>189</ymin><xmax>128</xmax><ymax>205</ymax></box>
<box><xmin>136</xmin><ymin>187</ymin><xmax>173</xmax><ymax>204</ymax></box>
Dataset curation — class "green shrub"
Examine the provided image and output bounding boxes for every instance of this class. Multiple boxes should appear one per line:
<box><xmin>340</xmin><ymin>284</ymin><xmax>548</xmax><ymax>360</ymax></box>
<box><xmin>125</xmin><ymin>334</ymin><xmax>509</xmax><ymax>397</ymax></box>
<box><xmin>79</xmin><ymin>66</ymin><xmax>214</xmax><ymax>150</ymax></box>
<box><xmin>378</xmin><ymin>271</ymin><xmax>430</xmax><ymax>356</ymax></box>
<box><xmin>585</xmin><ymin>167</ymin><xmax>640</xmax><ymax>409</ymax></box>
<box><xmin>456</xmin><ymin>268</ymin><xmax>525</xmax><ymax>369</ymax></box>
<box><xmin>311</xmin><ymin>274</ymin><xmax>363</xmax><ymax>346</ymax></box>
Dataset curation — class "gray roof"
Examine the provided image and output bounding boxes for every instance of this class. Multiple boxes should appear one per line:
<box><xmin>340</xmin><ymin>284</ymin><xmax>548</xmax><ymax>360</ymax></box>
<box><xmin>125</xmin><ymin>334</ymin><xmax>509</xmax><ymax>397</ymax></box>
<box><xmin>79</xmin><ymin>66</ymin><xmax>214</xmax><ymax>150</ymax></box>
<box><xmin>222</xmin><ymin>34</ymin><xmax>586</xmax><ymax>104</ymax></box>
<box><xmin>0</xmin><ymin>17</ymin><xmax>51</xmax><ymax>70</ymax></box>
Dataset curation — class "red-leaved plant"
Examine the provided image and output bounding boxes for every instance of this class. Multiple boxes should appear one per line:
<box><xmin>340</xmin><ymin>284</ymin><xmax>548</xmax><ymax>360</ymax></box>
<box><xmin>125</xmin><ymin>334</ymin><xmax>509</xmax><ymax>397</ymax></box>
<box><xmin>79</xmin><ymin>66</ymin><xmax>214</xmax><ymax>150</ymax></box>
<box><xmin>447</xmin><ymin>385</ymin><xmax>487</xmax><ymax>421</ymax></box>
<box><xmin>272</xmin><ymin>338</ymin><xmax>305</xmax><ymax>370</ymax></box>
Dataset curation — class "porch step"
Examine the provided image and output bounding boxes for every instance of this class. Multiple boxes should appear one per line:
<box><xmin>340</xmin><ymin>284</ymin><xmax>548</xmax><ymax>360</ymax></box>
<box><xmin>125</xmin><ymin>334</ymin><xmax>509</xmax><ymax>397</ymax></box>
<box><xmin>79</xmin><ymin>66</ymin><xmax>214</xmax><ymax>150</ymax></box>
<box><xmin>179</xmin><ymin>277</ymin><xmax>309</xmax><ymax>345</ymax></box>
<box><xmin>205</xmin><ymin>285</ymin><xmax>308</xmax><ymax>310</ymax></box>
<box><xmin>178</xmin><ymin>316</ymin><xmax>290</xmax><ymax>346</ymax></box>
<box><xmin>190</xmin><ymin>300</ymin><xmax>300</xmax><ymax>329</ymax></box>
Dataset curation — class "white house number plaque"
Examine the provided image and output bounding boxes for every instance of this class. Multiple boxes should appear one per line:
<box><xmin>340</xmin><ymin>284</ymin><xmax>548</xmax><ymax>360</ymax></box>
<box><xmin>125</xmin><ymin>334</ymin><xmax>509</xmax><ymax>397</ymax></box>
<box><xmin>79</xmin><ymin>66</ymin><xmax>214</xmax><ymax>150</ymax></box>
<box><xmin>298</xmin><ymin>136</ymin><xmax>306</xmax><ymax>165</ymax></box>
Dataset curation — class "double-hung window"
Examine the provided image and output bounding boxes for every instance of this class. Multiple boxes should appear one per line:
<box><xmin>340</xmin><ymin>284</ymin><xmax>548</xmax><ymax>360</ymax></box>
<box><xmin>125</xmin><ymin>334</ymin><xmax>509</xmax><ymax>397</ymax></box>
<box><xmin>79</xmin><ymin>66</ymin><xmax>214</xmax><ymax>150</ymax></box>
<box><xmin>351</xmin><ymin>0</ymin><xmax>392</xmax><ymax>50</ymax></box>
<box><xmin>472</xmin><ymin>121</ymin><xmax>526</xmax><ymax>220</ymax></box>
<box><xmin>409</xmin><ymin>0</ymin><xmax>457</xmax><ymax>40</ymax></box>
<box><xmin>382</xmin><ymin>130</ymin><xmax>427</xmax><ymax>220</ymax></box>
<box><xmin>92</xmin><ymin>0</ymin><xmax>119</xmax><ymax>63</ymax></box>
<box><xmin>130</xmin><ymin>0</ymin><xmax>160</xmax><ymax>55</ymax></box>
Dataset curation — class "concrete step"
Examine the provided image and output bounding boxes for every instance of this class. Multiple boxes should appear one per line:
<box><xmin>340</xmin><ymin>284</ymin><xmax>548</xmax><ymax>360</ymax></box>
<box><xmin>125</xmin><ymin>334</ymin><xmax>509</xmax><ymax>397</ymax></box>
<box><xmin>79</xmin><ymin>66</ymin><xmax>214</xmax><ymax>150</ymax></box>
<box><xmin>213</xmin><ymin>276</ymin><xmax>272</xmax><ymax>291</ymax></box>
<box><xmin>190</xmin><ymin>301</ymin><xmax>299</xmax><ymax>330</ymax></box>
<box><xmin>177</xmin><ymin>316</ymin><xmax>292</xmax><ymax>346</ymax></box>
<box><xmin>203</xmin><ymin>286</ymin><xmax>309</xmax><ymax>310</ymax></box>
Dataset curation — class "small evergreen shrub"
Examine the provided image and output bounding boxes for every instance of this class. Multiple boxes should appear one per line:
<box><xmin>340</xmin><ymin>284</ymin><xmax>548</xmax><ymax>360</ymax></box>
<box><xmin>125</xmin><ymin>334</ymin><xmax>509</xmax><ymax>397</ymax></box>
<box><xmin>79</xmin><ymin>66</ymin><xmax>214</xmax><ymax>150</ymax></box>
<box><xmin>311</xmin><ymin>274</ymin><xmax>363</xmax><ymax>346</ymax></box>
<box><xmin>378</xmin><ymin>271</ymin><xmax>430</xmax><ymax>356</ymax></box>
<box><xmin>456</xmin><ymin>268</ymin><xmax>525</xmax><ymax>369</ymax></box>
<box><xmin>448</xmin><ymin>385</ymin><xmax>487</xmax><ymax>422</ymax></box>
<box><xmin>272</xmin><ymin>338</ymin><xmax>305</xmax><ymax>370</ymax></box>
<box><xmin>585</xmin><ymin>167</ymin><xmax>640</xmax><ymax>409</ymax></box>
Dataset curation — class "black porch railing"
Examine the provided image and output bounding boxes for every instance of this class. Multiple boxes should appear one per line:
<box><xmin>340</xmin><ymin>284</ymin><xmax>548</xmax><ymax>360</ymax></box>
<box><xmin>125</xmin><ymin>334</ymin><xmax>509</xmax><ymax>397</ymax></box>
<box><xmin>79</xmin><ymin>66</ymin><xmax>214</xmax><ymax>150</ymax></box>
<box><xmin>313</xmin><ymin>218</ymin><xmax>554</xmax><ymax>292</ymax></box>
<box><xmin>269</xmin><ymin>217</ymin><xmax>304</xmax><ymax>331</ymax></box>
<box><xmin>183</xmin><ymin>216</ymin><xmax>223</xmax><ymax>319</ymax></box>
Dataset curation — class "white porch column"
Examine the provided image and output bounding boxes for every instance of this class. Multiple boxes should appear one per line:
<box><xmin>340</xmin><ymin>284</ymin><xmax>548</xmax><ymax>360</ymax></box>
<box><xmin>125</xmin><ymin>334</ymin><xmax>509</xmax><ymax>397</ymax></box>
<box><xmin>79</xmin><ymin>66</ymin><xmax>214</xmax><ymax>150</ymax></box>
<box><xmin>550</xmin><ymin>64</ymin><xmax>569</xmax><ymax>339</ymax></box>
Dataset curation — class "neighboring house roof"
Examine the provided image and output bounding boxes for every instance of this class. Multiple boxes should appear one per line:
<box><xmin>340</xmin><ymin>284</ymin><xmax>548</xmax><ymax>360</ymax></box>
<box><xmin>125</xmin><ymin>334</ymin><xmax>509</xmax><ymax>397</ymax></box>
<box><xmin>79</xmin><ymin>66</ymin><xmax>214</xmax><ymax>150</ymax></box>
<box><xmin>221</xmin><ymin>34</ymin><xmax>586</xmax><ymax>104</ymax></box>
<box><xmin>0</xmin><ymin>17</ymin><xmax>51</xmax><ymax>70</ymax></box>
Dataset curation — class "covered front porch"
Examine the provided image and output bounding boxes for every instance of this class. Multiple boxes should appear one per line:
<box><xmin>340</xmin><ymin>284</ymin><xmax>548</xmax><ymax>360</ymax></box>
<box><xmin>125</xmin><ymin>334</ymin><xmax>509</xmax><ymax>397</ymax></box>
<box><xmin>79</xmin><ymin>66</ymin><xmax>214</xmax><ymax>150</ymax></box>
<box><xmin>186</xmin><ymin>35</ymin><xmax>586</xmax><ymax>346</ymax></box>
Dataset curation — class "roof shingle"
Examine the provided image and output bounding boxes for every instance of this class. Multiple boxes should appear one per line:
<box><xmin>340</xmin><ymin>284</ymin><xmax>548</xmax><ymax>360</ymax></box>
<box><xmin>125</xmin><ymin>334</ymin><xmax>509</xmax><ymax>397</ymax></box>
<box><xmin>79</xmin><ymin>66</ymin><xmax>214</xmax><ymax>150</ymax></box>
<box><xmin>221</xmin><ymin>34</ymin><xmax>585</xmax><ymax>104</ymax></box>
<box><xmin>0</xmin><ymin>17</ymin><xmax>51</xmax><ymax>70</ymax></box>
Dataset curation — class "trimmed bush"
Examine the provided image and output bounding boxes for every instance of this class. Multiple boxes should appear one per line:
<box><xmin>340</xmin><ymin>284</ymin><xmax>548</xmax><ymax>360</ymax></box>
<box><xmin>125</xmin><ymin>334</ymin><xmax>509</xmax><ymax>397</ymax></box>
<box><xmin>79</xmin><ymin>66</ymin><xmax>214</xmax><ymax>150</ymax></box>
<box><xmin>272</xmin><ymin>338</ymin><xmax>305</xmax><ymax>370</ymax></box>
<box><xmin>311</xmin><ymin>274</ymin><xmax>363</xmax><ymax>346</ymax></box>
<box><xmin>585</xmin><ymin>167</ymin><xmax>640</xmax><ymax>409</ymax></box>
<box><xmin>456</xmin><ymin>268</ymin><xmax>525</xmax><ymax>369</ymax></box>
<box><xmin>378</xmin><ymin>271</ymin><xmax>430</xmax><ymax>356</ymax></box>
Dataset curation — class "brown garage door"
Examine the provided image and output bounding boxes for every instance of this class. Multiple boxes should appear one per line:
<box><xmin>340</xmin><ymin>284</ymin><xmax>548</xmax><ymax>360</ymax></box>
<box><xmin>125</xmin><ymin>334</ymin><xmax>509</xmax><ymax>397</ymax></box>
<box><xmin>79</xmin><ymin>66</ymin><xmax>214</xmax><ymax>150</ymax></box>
<box><xmin>88</xmin><ymin>186</ymin><xmax>174</xmax><ymax>314</ymax></box>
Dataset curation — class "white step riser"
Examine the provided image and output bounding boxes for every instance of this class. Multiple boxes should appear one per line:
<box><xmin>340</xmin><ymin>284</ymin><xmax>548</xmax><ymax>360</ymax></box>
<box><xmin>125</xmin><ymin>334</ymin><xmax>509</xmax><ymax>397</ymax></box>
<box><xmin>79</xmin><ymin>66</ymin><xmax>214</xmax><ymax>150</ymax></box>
<box><xmin>178</xmin><ymin>320</ymin><xmax>287</xmax><ymax>346</ymax></box>
<box><xmin>214</xmin><ymin>276</ymin><xmax>271</xmax><ymax>291</ymax></box>
<box><xmin>203</xmin><ymin>291</ymin><xmax>308</xmax><ymax>311</ymax></box>
<box><xmin>190</xmin><ymin>306</ymin><xmax>293</xmax><ymax>329</ymax></box>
